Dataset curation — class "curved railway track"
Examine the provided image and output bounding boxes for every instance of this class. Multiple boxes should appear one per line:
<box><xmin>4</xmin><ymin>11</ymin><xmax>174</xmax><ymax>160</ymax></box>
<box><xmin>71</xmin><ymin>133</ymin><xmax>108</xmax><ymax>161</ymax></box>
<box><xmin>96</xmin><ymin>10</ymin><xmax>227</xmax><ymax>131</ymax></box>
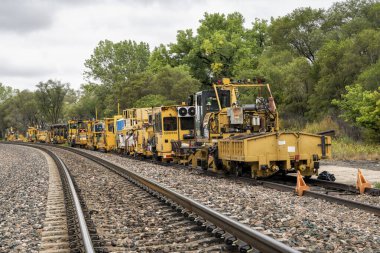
<box><xmin>13</xmin><ymin>144</ymin><xmax>101</xmax><ymax>252</ymax></box>
<box><xmin>7</xmin><ymin>142</ymin><xmax>299</xmax><ymax>253</ymax></box>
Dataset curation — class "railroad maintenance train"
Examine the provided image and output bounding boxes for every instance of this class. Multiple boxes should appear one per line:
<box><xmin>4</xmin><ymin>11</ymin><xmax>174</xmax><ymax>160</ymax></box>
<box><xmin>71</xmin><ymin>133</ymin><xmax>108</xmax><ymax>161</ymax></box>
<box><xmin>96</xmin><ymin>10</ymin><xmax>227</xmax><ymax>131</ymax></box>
<box><xmin>6</xmin><ymin>78</ymin><xmax>331</xmax><ymax>178</ymax></box>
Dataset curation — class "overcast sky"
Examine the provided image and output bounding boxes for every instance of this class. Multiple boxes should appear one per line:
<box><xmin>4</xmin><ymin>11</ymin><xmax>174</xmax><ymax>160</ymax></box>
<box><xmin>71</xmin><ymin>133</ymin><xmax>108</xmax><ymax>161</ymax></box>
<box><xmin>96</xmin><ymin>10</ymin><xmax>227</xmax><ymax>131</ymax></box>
<box><xmin>0</xmin><ymin>0</ymin><xmax>343</xmax><ymax>91</ymax></box>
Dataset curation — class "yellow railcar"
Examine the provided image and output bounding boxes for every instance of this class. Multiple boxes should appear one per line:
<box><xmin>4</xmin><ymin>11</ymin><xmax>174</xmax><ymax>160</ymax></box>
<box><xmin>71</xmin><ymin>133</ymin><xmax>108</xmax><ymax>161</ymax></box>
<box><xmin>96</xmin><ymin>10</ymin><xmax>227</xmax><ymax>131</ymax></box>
<box><xmin>37</xmin><ymin>129</ymin><xmax>49</xmax><ymax>143</ymax></box>
<box><xmin>67</xmin><ymin>120</ymin><xmax>88</xmax><ymax>147</ymax></box>
<box><xmin>49</xmin><ymin>124</ymin><xmax>67</xmax><ymax>144</ymax></box>
<box><xmin>93</xmin><ymin>116</ymin><xmax>120</xmax><ymax>152</ymax></box>
<box><xmin>77</xmin><ymin>120</ymin><xmax>89</xmax><ymax>147</ymax></box>
<box><xmin>115</xmin><ymin>112</ymin><xmax>128</xmax><ymax>153</ymax></box>
<box><xmin>151</xmin><ymin>105</ymin><xmax>196</xmax><ymax>162</ymax></box>
<box><xmin>67</xmin><ymin>120</ymin><xmax>77</xmax><ymax>147</ymax></box>
<box><xmin>26</xmin><ymin>127</ymin><xmax>38</xmax><ymax>142</ymax></box>
<box><xmin>85</xmin><ymin>120</ymin><xmax>96</xmax><ymax>150</ymax></box>
<box><xmin>138</xmin><ymin>108</ymin><xmax>154</xmax><ymax>157</ymax></box>
<box><xmin>122</xmin><ymin>108</ymin><xmax>154</xmax><ymax>157</ymax></box>
<box><xmin>4</xmin><ymin>127</ymin><xmax>26</xmax><ymax>142</ymax></box>
<box><xmin>5</xmin><ymin>127</ymin><xmax>16</xmax><ymax>141</ymax></box>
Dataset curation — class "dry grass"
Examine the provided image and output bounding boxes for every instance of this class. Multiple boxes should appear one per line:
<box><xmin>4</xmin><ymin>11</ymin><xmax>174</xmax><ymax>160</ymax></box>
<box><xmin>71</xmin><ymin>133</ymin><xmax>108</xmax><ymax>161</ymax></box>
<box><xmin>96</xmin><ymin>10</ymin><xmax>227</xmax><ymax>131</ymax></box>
<box><xmin>332</xmin><ymin>137</ymin><xmax>380</xmax><ymax>160</ymax></box>
<box><xmin>303</xmin><ymin>116</ymin><xmax>341</xmax><ymax>136</ymax></box>
<box><xmin>302</xmin><ymin>117</ymin><xmax>380</xmax><ymax>160</ymax></box>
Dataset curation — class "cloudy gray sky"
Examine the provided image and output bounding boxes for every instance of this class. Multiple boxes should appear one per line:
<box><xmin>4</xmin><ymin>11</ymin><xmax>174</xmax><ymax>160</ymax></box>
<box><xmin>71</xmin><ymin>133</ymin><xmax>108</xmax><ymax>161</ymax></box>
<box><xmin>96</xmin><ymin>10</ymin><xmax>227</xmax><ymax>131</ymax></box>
<box><xmin>0</xmin><ymin>0</ymin><xmax>343</xmax><ymax>91</ymax></box>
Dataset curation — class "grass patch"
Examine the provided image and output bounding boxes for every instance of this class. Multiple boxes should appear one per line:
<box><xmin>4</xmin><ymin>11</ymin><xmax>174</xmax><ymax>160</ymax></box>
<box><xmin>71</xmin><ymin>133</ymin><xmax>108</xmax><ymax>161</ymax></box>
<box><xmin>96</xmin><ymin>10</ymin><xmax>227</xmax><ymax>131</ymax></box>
<box><xmin>303</xmin><ymin>117</ymin><xmax>341</xmax><ymax>136</ymax></box>
<box><xmin>332</xmin><ymin>137</ymin><xmax>380</xmax><ymax>160</ymax></box>
<box><xmin>374</xmin><ymin>182</ymin><xmax>380</xmax><ymax>189</ymax></box>
<box><xmin>301</xmin><ymin>117</ymin><xmax>380</xmax><ymax>160</ymax></box>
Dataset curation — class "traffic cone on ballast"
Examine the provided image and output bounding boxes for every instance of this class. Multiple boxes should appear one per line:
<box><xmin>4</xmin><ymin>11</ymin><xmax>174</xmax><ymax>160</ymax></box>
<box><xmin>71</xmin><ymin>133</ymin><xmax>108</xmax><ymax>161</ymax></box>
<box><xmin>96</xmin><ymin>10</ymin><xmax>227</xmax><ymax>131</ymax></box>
<box><xmin>356</xmin><ymin>169</ymin><xmax>372</xmax><ymax>194</ymax></box>
<box><xmin>295</xmin><ymin>171</ymin><xmax>310</xmax><ymax>196</ymax></box>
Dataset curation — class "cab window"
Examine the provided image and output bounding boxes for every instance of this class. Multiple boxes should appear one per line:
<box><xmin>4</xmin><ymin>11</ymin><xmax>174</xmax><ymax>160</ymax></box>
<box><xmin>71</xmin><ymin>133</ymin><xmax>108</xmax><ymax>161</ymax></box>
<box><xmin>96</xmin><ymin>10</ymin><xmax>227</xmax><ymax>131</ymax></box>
<box><xmin>163</xmin><ymin>117</ymin><xmax>177</xmax><ymax>131</ymax></box>
<box><xmin>154</xmin><ymin>113</ymin><xmax>162</xmax><ymax>132</ymax></box>
<box><xmin>94</xmin><ymin>124</ymin><xmax>103</xmax><ymax>132</ymax></box>
<box><xmin>108</xmin><ymin>123</ymin><xmax>114</xmax><ymax>133</ymax></box>
<box><xmin>180</xmin><ymin>117</ymin><xmax>194</xmax><ymax>130</ymax></box>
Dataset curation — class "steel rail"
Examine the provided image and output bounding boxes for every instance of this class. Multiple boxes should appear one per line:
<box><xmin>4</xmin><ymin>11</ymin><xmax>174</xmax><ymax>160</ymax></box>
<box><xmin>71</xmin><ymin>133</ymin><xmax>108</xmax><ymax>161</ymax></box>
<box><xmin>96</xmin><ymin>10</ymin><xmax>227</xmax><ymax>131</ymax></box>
<box><xmin>2</xmin><ymin>142</ymin><xmax>95</xmax><ymax>252</ymax></box>
<box><xmin>259</xmin><ymin>181</ymin><xmax>380</xmax><ymax>216</ymax></box>
<box><xmin>55</xmin><ymin>155</ymin><xmax>95</xmax><ymax>253</ymax></box>
<box><xmin>54</xmin><ymin>145</ymin><xmax>299</xmax><ymax>253</ymax></box>
<box><xmin>141</xmin><ymin>155</ymin><xmax>380</xmax><ymax>216</ymax></box>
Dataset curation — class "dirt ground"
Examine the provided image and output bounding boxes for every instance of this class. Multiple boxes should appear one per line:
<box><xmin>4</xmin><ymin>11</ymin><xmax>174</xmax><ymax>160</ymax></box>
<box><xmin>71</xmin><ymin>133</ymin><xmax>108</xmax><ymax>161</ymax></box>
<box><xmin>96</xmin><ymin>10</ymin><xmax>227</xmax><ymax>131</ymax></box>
<box><xmin>319</xmin><ymin>160</ymin><xmax>380</xmax><ymax>185</ymax></box>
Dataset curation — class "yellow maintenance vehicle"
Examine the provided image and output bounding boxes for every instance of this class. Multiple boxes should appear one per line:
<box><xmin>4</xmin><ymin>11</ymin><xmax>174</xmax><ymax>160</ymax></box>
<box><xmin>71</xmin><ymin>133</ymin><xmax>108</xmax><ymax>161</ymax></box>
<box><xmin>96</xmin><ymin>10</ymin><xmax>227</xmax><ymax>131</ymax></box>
<box><xmin>76</xmin><ymin>120</ymin><xmax>89</xmax><ymax>147</ymax></box>
<box><xmin>121</xmin><ymin>108</ymin><xmax>154</xmax><ymax>157</ymax></box>
<box><xmin>93</xmin><ymin>116</ymin><xmax>121</xmax><ymax>152</ymax></box>
<box><xmin>85</xmin><ymin>120</ymin><xmax>96</xmax><ymax>150</ymax></box>
<box><xmin>116</xmin><ymin>110</ymin><xmax>129</xmax><ymax>153</ymax></box>
<box><xmin>136</xmin><ymin>108</ymin><xmax>154</xmax><ymax>157</ymax></box>
<box><xmin>5</xmin><ymin>127</ymin><xmax>25</xmax><ymax>141</ymax></box>
<box><xmin>170</xmin><ymin>105</ymin><xmax>197</xmax><ymax>164</ymax></box>
<box><xmin>37</xmin><ymin>129</ymin><xmax>50</xmax><ymax>143</ymax></box>
<box><xmin>49</xmin><ymin>124</ymin><xmax>67</xmax><ymax>144</ymax></box>
<box><xmin>151</xmin><ymin>105</ymin><xmax>196</xmax><ymax>162</ymax></box>
<box><xmin>187</xmin><ymin>78</ymin><xmax>331</xmax><ymax>178</ymax></box>
<box><xmin>5</xmin><ymin>127</ymin><xmax>15</xmax><ymax>141</ymax></box>
<box><xmin>67</xmin><ymin>120</ymin><xmax>78</xmax><ymax>147</ymax></box>
<box><xmin>68</xmin><ymin>120</ymin><xmax>88</xmax><ymax>147</ymax></box>
<box><xmin>123</xmin><ymin>108</ymin><xmax>154</xmax><ymax>157</ymax></box>
<box><xmin>26</xmin><ymin>127</ymin><xmax>38</xmax><ymax>142</ymax></box>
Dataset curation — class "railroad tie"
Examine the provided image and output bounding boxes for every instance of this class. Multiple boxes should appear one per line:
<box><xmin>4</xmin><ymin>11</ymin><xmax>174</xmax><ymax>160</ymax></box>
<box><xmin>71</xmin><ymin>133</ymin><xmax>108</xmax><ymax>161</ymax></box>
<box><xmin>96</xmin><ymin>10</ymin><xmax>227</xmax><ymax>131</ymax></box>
<box><xmin>39</xmin><ymin>151</ymin><xmax>70</xmax><ymax>253</ymax></box>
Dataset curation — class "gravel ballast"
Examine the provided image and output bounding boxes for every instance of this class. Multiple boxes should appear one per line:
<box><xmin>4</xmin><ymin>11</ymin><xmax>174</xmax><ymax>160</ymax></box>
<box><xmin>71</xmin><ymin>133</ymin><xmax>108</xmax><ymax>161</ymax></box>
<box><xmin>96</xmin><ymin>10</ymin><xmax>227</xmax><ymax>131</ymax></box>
<box><xmin>75</xmin><ymin>149</ymin><xmax>380</xmax><ymax>253</ymax></box>
<box><xmin>0</xmin><ymin>144</ymin><xmax>49</xmax><ymax>252</ymax></box>
<box><xmin>52</xmin><ymin>148</ymin><xmax>228</xmax><ymax>252</ymax></box>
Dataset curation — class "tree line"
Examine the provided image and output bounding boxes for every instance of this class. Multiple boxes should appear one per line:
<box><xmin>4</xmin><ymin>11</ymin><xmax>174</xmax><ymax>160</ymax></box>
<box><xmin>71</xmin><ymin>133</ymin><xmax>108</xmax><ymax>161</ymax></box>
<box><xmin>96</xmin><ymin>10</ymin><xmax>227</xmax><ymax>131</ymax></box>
<box><xmin>0</xmin><ymin>0</ymin><xmax>379</xmax><ymax>141</ymax></box>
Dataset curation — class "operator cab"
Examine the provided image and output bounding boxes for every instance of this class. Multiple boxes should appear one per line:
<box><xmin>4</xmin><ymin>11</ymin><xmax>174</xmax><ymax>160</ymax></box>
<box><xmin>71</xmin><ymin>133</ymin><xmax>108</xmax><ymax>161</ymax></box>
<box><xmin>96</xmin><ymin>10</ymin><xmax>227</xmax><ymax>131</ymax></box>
<box><xmin>193</xmin><ymin>89</ymin><xmax>230</xmax><ymax>137</ymax></box>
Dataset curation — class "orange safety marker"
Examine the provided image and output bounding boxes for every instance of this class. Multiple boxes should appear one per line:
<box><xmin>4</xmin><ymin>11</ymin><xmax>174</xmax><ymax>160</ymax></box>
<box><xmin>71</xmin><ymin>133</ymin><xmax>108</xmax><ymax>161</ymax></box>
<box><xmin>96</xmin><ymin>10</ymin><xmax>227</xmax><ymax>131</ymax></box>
<box><xmin>356</xmin><ymin>169</ymin><xmax>372</xmax><ymax>194</ymax></box>
<box><xmin>295</xmin><ymin>171</ymin><xmax>310</xmax><ymax>196</ymax></box>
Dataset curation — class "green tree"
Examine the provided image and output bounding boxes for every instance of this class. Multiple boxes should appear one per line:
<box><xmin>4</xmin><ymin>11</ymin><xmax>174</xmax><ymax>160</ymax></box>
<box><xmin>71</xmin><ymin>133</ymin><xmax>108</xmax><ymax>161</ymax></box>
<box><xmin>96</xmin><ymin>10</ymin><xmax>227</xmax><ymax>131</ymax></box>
<box><xmin>83</xmin><ymin>39</ymin><xmax>150</xmax><ymax>115</ymax></box>
<box><xmin>308</xmin><ymin>28</ymin><xmax>380</xmax><ymax>118</ymax></box>
<box><xmin>269</xmin><ymin>7</ymin><xmax>325</xmax><ymax>63</ymax></box>
<box><xmin>333</xmin><ymin>84</ymin><xmax>380</xmax><ymax>140</ymax></box>
<box><xmin>0</xmin><ymin>90</ymin><xmax>40</xmax><ymax>134</ymax></box>
<box><xmin>148</xmin><ymin>44</ymin><xmax>172</xmax><ymax>73</ymax></box>
<box><xmin>0</xmin><ymin>83</ymin><xmax>13</xmax><ymax>102</ymax></box>
<box><xmin>84</xmin><ymin>40</ymin><xmax>150</xmax><ymax>85</ymax></box>
<box><xmin>134</xmin><ymin>94</ymin><xmax>175</xmax><ymax>108</ymax></box>
<box><xmin>35</xmin><ymin>80</ymin><xmax>69</xmax><ymax>124</ymax></box>
<box><xmin>170</xmin><ymin>12</ymin><xmax>263</xmax><ymax>84</ymax></box>
<box><xmin>323</xmin><ymin>0</ymin><xmax>378</xmax><ymax>38</ymax></box>
<box><xmin>152</xmin><ymin>65</ymin><xmax>201</xmax><ymax>103</ymax></box>
<box><xmin>254</xmin><ymin>48</ymin><xmax>313</xmax><ymax>120</ymax></box>
<box><xmin>66</xmin><ymin>83</ymin><xmax>107</xmax><ymax>119</ymax></box>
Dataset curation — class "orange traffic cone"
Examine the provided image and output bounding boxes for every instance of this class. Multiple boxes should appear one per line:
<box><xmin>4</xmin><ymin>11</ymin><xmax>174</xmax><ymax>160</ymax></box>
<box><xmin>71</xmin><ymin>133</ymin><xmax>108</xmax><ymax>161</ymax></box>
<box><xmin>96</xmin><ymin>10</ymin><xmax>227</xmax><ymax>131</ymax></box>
<box><xmin>295</xmin><ymin>171</ymin><xmax>310</xmax><ymax>196</ymax></box>
<box><xmin>356</xmin><ymin>169</ymin><xmax>372</xmax><ymax>194</ymax></box>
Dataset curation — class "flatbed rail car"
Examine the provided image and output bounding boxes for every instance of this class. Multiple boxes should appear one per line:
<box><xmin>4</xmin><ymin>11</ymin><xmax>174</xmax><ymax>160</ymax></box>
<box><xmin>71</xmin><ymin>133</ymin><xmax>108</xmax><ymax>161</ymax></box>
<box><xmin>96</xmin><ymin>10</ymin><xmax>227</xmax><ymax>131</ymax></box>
<box><xmin>218</xmin><ymin>132</ymin><xmax>331</xmax><ymax>178</ymax></box>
